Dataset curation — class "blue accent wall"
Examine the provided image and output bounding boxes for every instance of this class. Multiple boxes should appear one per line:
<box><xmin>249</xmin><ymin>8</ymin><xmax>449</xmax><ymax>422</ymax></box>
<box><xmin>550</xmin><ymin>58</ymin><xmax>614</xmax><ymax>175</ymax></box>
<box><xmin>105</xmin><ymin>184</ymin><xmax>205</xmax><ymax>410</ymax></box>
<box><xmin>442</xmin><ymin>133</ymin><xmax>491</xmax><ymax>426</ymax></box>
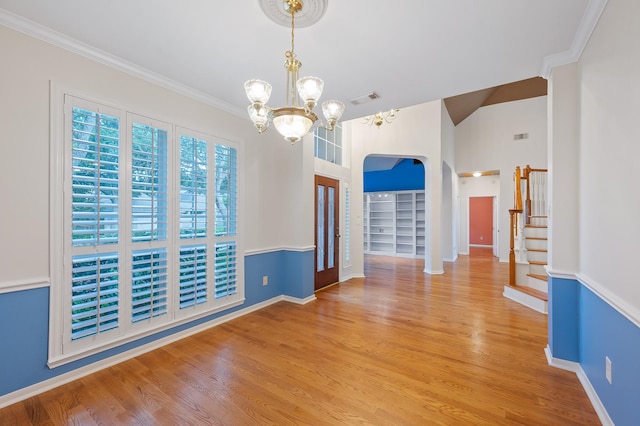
<box><xmin>0</xmin><ymin>287</ymin><xmax>50</xmax><ymax>395</ymax></box>
<box><xmin>548</xmin><ymin>277</ymin><xmax>640</xmax><ymax>425</ymax></box>
<box><xmin>548</xmin><ymin>277</ymin><xmax>579</xmax><ymax>361</ymax></box>
<box><xmin>579</xmin><ymin>286</ymin><xmax>640</xmax><ymax>426</ymax></box>
<box><xmin>281</xmin><ymin>250</ymin><xmax>315</xmax><ymax>299</ymax></box>
<box><xmin>364</xmin><ymin>158</ymin><xmax>424</xmax><ymax>192</ymax></box>
<box><xmin>0</xmin><ymin>249</ymin><xmax>315</xmax><ymax>398</ymax></box>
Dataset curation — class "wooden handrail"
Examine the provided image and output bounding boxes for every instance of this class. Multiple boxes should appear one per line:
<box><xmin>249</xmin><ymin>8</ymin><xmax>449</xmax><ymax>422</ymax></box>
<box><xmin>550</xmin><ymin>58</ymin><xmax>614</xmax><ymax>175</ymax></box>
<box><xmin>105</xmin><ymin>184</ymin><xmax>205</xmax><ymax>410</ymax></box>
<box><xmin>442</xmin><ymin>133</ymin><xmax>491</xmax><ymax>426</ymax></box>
<box><xmin>523</xmin><ymin>165</ymin><xmax>548</xmax><ymax>175</ymax></box>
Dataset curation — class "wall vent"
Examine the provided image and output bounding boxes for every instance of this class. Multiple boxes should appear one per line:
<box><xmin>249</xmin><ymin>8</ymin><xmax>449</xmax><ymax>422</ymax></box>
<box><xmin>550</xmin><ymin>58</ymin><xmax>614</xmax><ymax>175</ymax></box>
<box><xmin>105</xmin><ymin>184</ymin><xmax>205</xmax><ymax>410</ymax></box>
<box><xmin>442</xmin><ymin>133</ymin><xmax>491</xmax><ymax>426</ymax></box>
<box><xmin>513</xmin><ymin>133</ymin><xmax>529</xmax><ymax>140</ymax></box>
<box><xmin>350</xmin><ymin>92</ymin><xmax>380</xmax><ymax>105</ymax></box>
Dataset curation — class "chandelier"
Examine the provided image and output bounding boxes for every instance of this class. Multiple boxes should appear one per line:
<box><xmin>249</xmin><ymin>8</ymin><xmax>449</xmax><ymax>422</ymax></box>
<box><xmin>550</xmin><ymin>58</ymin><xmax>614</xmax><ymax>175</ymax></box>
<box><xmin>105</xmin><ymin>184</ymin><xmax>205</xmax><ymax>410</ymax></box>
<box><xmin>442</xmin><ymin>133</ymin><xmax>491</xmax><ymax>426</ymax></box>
<box><xmin>244</xmin><ymin>0</ymin><xmax>345</xmax><ymax>143</ymax></box>
<box><xmin>363</xmin><ymin>109</ymin><xmax>399</xmax><ymax>127</ymax></box>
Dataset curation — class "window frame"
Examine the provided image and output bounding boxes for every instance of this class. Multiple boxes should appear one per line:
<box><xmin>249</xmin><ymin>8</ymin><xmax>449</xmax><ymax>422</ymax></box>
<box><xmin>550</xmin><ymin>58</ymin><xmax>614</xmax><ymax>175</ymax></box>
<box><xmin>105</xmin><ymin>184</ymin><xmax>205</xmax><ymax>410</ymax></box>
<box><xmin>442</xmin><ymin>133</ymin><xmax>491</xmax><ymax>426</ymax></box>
<box><xmin>314</xmin><ymin>122</ymin><xmax>343</xmax><ymax>165</ymax></box>
<box><xmin>49</xmin><ymin>89</ymin><xmax>244</xmax><ymax>367</ymax></box>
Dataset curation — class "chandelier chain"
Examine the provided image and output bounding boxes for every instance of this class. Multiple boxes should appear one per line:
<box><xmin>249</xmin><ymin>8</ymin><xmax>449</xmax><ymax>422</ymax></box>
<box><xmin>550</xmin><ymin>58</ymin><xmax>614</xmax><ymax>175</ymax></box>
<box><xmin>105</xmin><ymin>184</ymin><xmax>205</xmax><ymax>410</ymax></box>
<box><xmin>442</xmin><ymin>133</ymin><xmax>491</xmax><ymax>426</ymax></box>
<box><xmin>290</xmin><ymin>4</ymin><xmax>295</xmax><ymax>54</ymax></box>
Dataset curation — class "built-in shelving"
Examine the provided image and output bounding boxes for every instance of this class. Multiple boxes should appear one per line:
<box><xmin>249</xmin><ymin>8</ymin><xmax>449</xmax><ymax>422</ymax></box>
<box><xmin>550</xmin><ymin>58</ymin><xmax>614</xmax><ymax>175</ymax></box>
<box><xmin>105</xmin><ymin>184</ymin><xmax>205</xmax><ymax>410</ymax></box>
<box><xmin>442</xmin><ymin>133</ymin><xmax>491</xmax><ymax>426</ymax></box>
<box><xmin>363</xmin><ymin>190</ymin><xmax>425</xmax><ymax>258</ymax></box>
<box><xmin>368</xmin><ymin>193</ymin><xmax>396</xmax><ymax>255</ymax></box>
<box><xmin>416</xmin><ymin>192</ymin><xmax>425</xmax><ymax>256</ymax></box>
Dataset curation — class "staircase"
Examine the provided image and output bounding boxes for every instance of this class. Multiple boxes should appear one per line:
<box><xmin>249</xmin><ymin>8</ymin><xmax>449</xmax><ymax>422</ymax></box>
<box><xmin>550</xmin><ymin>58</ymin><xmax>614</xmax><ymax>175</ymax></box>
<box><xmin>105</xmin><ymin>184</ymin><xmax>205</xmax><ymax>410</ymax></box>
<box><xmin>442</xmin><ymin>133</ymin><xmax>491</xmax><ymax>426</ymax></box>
<box><xmin>504</xmin><ymin>166</ymin><xmax>548</xmax><ymax>313</ymax></box>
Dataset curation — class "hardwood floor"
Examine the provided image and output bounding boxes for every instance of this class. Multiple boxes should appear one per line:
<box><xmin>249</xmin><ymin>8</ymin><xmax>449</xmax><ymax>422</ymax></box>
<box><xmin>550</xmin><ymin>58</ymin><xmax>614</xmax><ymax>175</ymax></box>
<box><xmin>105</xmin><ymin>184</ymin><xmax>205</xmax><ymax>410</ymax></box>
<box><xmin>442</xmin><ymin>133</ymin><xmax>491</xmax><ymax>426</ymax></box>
<box><xmin>2</xmin><ymin>248</ymin><xmax>600</xmax><ymax>425</ymax></box>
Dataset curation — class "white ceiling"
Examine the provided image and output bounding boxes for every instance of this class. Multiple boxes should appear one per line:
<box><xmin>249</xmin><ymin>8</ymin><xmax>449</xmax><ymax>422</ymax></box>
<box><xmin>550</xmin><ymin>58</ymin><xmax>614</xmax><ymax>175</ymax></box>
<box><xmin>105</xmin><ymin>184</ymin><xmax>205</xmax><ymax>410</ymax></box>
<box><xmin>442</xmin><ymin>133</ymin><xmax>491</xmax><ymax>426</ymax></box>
<box><xmin>0</xmin><ymin>0</ymin><xmax>605</xmax><ymax>121</ymax></box>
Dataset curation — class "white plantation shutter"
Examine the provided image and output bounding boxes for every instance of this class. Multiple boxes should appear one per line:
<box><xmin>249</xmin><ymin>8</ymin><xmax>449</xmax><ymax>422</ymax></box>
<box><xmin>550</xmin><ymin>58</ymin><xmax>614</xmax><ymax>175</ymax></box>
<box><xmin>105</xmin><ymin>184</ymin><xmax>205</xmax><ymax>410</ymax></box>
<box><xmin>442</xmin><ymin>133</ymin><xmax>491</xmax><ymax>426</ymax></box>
<box><xmin>213</xmin><ymin>143</ymin><xmax>238</xmax><ymax>302</ymax></box>
<box><xmin>131</xmin><ymin>123</ymin><xmax>168</xmax><ymax>242</ymax></box>
<box><xmin>131</xmin><ymin>249</ymin><xmax>168</xmax><ymax>322</ymax></box>
<box><xmin>215</xmin><ymin>144</ymin><xmax>237</xmax><ymax>237</ymax></box>
<box><xmin>55</xmin><ymin>96</ymin><xmax>242</xmax><ymax>364</ymax></box>
<box><xmin>71</xmin><ymin>253</ymin><xmax>119</xmax><ymax>340</ymax></box>
<box><xmin>71</xmin><ymin>108</ymin><xmax>120</xmax><ymax>246</ymax></box>
<box><xmin>69</xmin><ymin>105</ymin><xmax>122</xmax><ymax>344</ymax></box>
<box><xmin>179</xmin><ymin>245</ymin><xmax>207</xmax><ymax>309</ymax></box>
<box><xmin>345</xmin><ymin>185</ymin><xmax>350</xmax><ymax>264</ymax></box>
<box><xmin>214</xmin><ymin>242</ymin><xmax>237</xmax><ymax>299</ymax></box>
<box><xmin>180</xmin><ymin>135</ymin><xmax>208</xmax><ymax>239</ymax></box>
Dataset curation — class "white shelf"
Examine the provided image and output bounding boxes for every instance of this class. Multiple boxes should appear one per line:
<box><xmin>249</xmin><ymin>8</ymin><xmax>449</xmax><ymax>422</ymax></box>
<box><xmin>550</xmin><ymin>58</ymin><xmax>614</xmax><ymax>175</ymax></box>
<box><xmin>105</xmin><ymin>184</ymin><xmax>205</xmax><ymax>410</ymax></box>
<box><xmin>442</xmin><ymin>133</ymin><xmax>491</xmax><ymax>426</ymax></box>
<box><xmin>363</xmin><ymin>190</ymin><xmax>425</xmax><ymax>259</ymax></box>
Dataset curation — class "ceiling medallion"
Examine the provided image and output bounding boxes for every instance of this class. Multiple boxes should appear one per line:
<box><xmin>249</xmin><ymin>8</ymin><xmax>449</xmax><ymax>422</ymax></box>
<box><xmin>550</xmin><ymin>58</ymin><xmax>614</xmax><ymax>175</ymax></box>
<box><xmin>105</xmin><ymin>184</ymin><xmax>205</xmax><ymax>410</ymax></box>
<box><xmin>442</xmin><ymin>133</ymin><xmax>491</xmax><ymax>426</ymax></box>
<box><xmin>258</xmin><ymin>0</ymin><xmax>327</xmax><ymax>28</ymax></box>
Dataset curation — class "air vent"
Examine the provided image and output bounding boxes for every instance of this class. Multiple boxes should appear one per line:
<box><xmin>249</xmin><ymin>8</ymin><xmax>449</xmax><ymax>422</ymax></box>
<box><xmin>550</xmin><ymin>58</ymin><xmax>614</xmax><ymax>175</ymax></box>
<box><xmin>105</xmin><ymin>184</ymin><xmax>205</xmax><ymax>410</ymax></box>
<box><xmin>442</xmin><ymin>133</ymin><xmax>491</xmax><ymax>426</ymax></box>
<box><xmin>513</xmin><ymin>133</ymin><xmax>529</xmax><ymax>140</ymax></box>
<box><xmin>350</xmin><ymin>92</ymin><xmax>380</xmax><ymax>105</ymax></box>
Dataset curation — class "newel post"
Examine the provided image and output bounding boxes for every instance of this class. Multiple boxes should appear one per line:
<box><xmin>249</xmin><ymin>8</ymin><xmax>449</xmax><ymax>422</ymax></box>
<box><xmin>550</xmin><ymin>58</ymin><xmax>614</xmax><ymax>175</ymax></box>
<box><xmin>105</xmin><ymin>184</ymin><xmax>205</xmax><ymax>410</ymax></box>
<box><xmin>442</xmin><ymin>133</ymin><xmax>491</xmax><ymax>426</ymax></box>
<box><xmin>508</xmin><ymin>209</ymin><xmax>520</xmax><ymax>286</ymax></box>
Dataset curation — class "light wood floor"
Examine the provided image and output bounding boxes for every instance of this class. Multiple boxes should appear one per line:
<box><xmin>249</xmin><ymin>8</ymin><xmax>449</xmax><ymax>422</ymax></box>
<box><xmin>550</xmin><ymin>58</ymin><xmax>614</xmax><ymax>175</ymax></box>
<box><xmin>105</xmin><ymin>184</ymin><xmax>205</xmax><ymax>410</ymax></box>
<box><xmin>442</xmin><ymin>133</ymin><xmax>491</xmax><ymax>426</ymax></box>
<box><xmin>2</xmin><ymin>248</ymin><xmax>600</xmax><ymax>425</ymax></box>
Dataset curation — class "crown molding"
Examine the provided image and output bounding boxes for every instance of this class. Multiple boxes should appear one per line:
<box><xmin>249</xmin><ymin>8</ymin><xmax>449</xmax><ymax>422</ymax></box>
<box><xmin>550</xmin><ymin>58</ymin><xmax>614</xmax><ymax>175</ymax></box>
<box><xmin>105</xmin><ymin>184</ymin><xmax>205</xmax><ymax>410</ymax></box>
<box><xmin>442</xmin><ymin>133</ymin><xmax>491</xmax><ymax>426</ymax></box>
<box><xmin>539</xmin><ymin>0</ymin><xmax>608</xmax><ymax>78</ymax></box>
<box><xmin>0</xmin><ymin>8</ymin><xmax>246</xmax><ymax>119</ymax></box>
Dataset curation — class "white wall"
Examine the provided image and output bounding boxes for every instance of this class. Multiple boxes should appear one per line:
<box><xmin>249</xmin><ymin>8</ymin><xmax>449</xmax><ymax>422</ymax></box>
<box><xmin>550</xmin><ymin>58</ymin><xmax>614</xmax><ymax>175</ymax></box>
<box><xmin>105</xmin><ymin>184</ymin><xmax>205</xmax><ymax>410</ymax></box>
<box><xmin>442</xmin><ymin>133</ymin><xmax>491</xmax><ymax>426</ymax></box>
<box><xmin>547</xmin><ymin>63</ymin><xmax>580</xmax><ymax>274</ymax></box>
<box><xmin>441</xmin><ymin>106</ymin><xmax>457</xmax><ymax>261</ymax></box>
<box><xmin>576</xmin><ymin>0</ymin><xmax>640</xmax><ymax>317</ymax></box>
<box><xmin>0</xmin><ymin>25</ymin><xmax>297</xmax><ymax>289</ymax></box>
<box><xmin>455</xmin><ymin>96</ymin><xmax>547</xmax><ymax>261</ymax></box>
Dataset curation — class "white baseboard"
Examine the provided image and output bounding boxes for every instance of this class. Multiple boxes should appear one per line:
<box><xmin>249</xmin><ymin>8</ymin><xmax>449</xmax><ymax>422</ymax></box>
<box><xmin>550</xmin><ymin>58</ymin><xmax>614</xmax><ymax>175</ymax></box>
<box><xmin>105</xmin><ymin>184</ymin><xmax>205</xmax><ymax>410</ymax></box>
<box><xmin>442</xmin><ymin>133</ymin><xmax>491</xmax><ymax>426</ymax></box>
<box><xmin>0</xmin><ymin>294</ymin><xmax>307</xmax><ymax>409</ymax></box>
<box><xmin>544</xmin><ymin>345</ymin><xmax>613</xmax><ymax>426</ymax></box>
<box><xmin>503</xmin><ymin>285</ymin><xmax>548</xmax><ymax>314</ymax></box>
<box><xmin>282</xmin><ymin>294</ymin><xmax>317</xmax><ymax>305</ymax></box>
<box><xmin>340</xmin><ymin>273</ymin><xmax>365</xmax><ymax>282</ymax></box>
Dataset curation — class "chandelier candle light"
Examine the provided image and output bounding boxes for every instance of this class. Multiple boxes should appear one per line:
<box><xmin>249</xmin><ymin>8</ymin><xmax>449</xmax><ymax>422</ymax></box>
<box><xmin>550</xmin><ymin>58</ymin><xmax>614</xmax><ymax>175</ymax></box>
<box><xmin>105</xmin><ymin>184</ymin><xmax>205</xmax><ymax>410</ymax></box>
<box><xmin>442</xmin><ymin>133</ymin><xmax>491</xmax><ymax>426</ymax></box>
<box><xmin>363</xmin><ymin>109</ymin><xmax>400</xmax><ymax>127</ymax></box>
<box><xmin>244</xmin><ymin>0</ymin><xmax>345</xmax><ymax>143</ymax></box>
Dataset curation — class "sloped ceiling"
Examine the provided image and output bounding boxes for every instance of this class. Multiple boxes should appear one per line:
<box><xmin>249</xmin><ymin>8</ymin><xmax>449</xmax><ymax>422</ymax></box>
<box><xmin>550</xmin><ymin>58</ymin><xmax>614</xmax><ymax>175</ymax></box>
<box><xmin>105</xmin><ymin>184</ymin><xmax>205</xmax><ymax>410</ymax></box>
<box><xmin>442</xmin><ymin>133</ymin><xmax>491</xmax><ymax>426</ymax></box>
<box><xmin>444</xmin><ymin>77</ymin><xmax>548</xmax><ymax>126</ymax></box>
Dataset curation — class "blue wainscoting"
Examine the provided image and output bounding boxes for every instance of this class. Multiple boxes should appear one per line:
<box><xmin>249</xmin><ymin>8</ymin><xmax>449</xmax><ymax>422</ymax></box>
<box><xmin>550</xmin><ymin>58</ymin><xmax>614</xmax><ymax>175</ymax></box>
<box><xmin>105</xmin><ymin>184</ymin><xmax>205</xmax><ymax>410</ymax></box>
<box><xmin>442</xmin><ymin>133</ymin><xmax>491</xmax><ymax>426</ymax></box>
<box><xmin>0</xmin><ymin>287</ymin><xmax>50</xmax><ymax>397</ymax></box>
<box><xmin>0</xmin><ymin>248</ymin><xmax>315</xmax><ymax>399</ymax></box>
<box><xmin>281</xmin><ymin>250</ymin><xmax>315</xmax><ymax>299</ymax></box>
<box><xmin>244</xmin><ymin>249</ymin><xmax>315</xmax><ymax>301</ymax></box>
<box><xmin>548</xmin><ymin>276</ymin><xmax>640</xmax><ymax>425</ymax></box>
<box><xmin>548</xmin><ymin>277</ymin><xmax>579</xmax><ymax>361</ymax></box>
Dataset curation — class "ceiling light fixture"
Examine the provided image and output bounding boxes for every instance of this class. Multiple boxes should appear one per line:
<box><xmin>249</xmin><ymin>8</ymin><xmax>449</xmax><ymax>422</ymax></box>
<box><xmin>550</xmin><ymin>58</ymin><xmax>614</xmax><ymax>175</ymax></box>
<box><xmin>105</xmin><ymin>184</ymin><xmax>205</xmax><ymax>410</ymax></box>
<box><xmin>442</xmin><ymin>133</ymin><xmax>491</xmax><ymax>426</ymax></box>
<box><xmin>244</xmin><ymin>0</ymin><xmax>344</xmax><ymax>143</ymax></box>
<box><xmin>363</xmin><ymin>109</ymin><xmax>399</xmax><ymax>127</ymax></box>
<box><xmin>472</xmin><ymin>171</ymin><xmax>483</xmax><ymax>177</ymax></box>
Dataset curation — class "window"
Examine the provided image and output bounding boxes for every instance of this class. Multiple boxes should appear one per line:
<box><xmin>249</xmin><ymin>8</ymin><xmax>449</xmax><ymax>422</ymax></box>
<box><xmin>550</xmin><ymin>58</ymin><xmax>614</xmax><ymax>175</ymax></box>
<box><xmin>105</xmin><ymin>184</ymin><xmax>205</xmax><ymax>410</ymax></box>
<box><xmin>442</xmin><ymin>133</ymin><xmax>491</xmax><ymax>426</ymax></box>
<box><xmin>314</xmin><ymin>123</ymin><xmax>342</xmax><ymax>165</ymax></box>
<box><xmin>50</xmin><ymin>95</ymin><xmax>243</xmax><ymax>365</ymax></box>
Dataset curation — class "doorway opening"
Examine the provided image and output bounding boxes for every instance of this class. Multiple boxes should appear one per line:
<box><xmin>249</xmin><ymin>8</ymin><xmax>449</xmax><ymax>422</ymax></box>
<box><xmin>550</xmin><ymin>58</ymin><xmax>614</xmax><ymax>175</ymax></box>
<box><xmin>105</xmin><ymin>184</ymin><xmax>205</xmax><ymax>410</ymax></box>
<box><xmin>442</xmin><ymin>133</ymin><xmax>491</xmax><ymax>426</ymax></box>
<box><xmin>362</xmin><ymin>156</ymin><xmax>426</xmax><ymax>261</ymax></box>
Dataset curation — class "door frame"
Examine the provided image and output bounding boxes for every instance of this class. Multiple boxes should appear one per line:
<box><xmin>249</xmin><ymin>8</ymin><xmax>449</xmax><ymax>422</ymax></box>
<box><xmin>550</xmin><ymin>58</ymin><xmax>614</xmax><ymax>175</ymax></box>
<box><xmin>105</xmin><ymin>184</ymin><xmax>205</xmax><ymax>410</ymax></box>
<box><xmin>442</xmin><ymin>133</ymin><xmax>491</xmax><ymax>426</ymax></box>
<box><xmin>314</xmin><ymin>175</ymin><xmax>340</xmax><ymax>290</ymax></box>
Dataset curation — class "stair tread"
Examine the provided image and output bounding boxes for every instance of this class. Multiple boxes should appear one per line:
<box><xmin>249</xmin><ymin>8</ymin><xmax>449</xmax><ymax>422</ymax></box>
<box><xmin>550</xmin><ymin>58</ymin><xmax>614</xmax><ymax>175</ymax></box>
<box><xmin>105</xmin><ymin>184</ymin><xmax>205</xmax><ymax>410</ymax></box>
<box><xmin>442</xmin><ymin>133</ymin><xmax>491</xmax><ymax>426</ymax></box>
<box><xmin>529</xmin><ymin>260</ymin><xmax>547</xmax><ymax>265</ymax></box>
<box><xmin>527</xmin><ymin>273</ymin><xmax>548</xmax><ymax>281</ymax></box>
<box><xmin>525</xmin><ymin>225</ymin><xmax>548</xmax><ymax>228</ymax></box>
<box><xmin>530</xmin><ymin>215</ymin><xmax>548</xmax><ymax>218</ymax></box>
<box><xmin>510</xmin><ymin>284</ymin><xmax>548</xmax><ymax>301</ymax></box>
<box><xmin>527</xmin><ymin>248</ymin><xmax>547</xmax><ymax>252</ymax></box>
<box><xmin>526</xmin><ymin>237</ymin><xmax>548</xmax><ymax>240</ymax></box>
